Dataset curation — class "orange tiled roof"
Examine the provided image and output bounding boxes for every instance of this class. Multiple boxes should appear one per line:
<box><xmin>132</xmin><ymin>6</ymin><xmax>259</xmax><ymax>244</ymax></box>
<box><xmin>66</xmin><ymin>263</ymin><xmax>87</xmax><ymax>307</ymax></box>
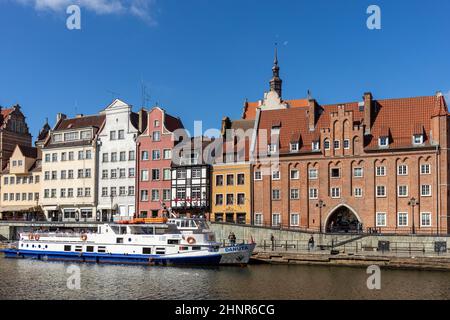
<box><xmin>242</xmin><ymin>99</ymin><xmax>310</xmax><ymax>120</ymax></box>
<box><xmin>256</xmin><ymin>95</ymin><xmax>448</xmax><ymax>154</ymax></box>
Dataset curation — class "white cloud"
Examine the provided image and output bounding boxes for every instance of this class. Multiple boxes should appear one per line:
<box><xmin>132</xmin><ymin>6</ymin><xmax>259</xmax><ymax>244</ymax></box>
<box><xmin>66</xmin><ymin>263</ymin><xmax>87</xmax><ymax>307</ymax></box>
<box><xmin>444</xmin><ymin>90</ymin><xmax>450</xmax><ymax>102</ymax></box>
<box><xmin>10</xmin><ymin>0</ymin><xmax>157</xmax><ymax>24</ymax></box>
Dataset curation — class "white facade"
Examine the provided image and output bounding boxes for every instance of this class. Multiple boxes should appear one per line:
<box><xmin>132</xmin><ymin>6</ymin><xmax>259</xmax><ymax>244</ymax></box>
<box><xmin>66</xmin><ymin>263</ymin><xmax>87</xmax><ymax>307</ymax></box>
<box><xmin>97</xmin><ymin>99</ymin><xmax>140</xmax><ymax>221</ymax></box>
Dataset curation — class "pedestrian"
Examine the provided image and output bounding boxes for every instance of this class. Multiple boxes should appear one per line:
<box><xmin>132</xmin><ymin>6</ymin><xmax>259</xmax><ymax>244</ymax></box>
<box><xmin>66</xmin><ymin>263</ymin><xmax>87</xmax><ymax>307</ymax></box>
<box><xmin>308</xmin><ymin>235</ymin><xmax>315</xmax><ymax>251</ymax></box>
<box><xmin>228</xmin><ymin>232</ymin><xmax>236</xmax><ymax>245</ymax></box>
<box><xmin>270</xmin><ymin>234</ymin><xmax>275</xmax><ymax>251</ymax></box>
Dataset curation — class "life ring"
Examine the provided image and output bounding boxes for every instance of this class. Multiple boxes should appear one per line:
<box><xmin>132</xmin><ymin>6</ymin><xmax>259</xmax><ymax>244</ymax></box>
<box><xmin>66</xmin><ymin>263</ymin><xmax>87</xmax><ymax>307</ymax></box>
<box><xmin>28</xmin><ymin>233</ymin><xmax>34</xmax><ymax>240</ymax></box>
<box><xmin>34</xmin><ymin>234</ymin><xmax>40</xmax><ymax>241</ymax></box>
<box><xmin>186</xmin><ymin>237</ymin><xmax>196</xmax><ymax>245</ymax></box>
<box><xmin>81</xmin><ymin>234</ymin><xmax>88</xmax><ymax>241</ymax></box>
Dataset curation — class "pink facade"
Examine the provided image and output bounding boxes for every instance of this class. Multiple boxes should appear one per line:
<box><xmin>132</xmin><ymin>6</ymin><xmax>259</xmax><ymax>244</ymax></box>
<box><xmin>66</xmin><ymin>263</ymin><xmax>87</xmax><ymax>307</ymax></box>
<box><xmin>136</xmin><ymin>107</ymin><xmax>184</xmax><ymax>218</ymax></box>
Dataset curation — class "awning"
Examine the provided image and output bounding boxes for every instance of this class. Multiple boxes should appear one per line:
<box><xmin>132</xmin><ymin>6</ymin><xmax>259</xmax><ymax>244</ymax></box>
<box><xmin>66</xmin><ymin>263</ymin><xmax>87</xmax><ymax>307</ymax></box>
<box><xmin>0</xmin><ymin>205</ymin><xmax>40</xmax><ymax>213</ymax></box>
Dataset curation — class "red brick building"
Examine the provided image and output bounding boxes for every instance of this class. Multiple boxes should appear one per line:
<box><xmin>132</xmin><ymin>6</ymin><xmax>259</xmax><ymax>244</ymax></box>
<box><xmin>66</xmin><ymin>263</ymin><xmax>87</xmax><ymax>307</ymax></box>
<box><xmin>136</xmin><ymin>106</ymin><xmax>184</xmax><ymax>218</ymax></box>
<box><xmin>248</xmin><ymin>56</ymin><xmax>450</xmax><ymax>234</ymax></box>
<box><xmin>0</xmin><ymin>104</ymin><xmax>32</xmax><ymax>170</ymax></box>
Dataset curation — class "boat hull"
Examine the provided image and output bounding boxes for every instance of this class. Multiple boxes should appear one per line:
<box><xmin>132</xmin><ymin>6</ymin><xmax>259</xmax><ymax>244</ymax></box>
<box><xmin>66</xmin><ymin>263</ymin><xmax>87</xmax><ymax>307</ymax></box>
<box><xmin>1</xmin><ymin>249</ymin><xmax>222</xmax><ymax>266</ymax></box>
<box><xmin>219</xmin><ymin>243</ymin><xmax>256</xmax><ymax>265</ymax></box>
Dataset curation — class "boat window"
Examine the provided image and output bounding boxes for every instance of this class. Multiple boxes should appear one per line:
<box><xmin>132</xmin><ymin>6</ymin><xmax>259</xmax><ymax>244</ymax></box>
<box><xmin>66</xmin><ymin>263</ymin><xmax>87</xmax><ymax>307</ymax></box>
<box><xmin>111</xmin><ymin>226</ymin><xmax>120</xmax><ymax>234</ymax></box>
<box><xmin>75</xmin><ymin>246</ymin><xmax>82</xmax><ymax>252</ymax></box>
<box><xmin>120</xmin><ymin>226</ymin><xmax>127</xmax><ymax>235</ymax></box>
<box><xmin>155</xmin><ymin>228</ymin><xmax>166</xmax><ymax>235</ymax></box>
<box><xmin>179</xmin><ymin>246</ymin><xmax>189</xmax><ymax>251</ymax></box>
<box><xmin>192</xmin><ymin>246</ymin><xmax>202</xmax><ymax>251</ymax></box>
<box><xmin>86</xmin><ymin>246</ymin><xmax>94</xmax><ymax>252</ymax></box>
<box><xmin>155</xmin><ymin>248</ymin><xmax>165</xmax><ymax>255</ymax></box>
<box><xmin>64</xmin><ymin>245</ymin><xmax>71</xmax><ymax>252</ymax></box>
<box><xmin>128</xmin><ymin>226</ymin><xmax>154</xmax><ymax>235</ymax></box>
<box><xmin>116</xmin><ymin>238</ymin><xmax>124</xmax><ymax>244</ymax></box>
<box><xmin>142</xmin><ymin>247</ymin><xmax>151</xmax><ymax>255</ymax></box>
<box><xmin>98</xmin><ymin>246</ymin><xmax>106</xmax><ymax>253</ymax></box>
<box><xmin>168</xmin><ymin>239</ymin><xmax>180</xmax><ymax>245</ymax></box>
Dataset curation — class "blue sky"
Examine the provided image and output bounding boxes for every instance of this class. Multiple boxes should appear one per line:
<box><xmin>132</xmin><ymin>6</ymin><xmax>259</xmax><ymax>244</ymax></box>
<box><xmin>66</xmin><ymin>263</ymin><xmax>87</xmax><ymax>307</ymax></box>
<box><xmin>0</xmin><ymin>0</ymin><xmax>449</xmax><ymax>140</ymax></box>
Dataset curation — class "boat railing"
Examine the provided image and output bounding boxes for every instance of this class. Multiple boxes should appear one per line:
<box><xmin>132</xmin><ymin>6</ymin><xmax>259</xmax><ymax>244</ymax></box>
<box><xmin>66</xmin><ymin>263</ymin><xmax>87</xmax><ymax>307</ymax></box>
<box><xmin>20</xmin><ymin>232</ymin><xmax>96</xmax><ymax>238</ymax></box>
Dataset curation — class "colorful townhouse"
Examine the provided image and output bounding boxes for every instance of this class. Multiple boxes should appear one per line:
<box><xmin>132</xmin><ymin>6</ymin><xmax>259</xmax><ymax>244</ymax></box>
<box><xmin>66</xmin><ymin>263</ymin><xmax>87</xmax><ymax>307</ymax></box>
<box><xmin>171</xmin><ymin>136</ymin><xmax>212</xmax><ymax>218</ymax></box>
<box><xmin>0</xmin><ymin>104</ymin><xmax>33</xmax><ymax>170</ymax></box>
<box><xmin>245</xmin><ymin>54</ymin><xmax>450</xmax><ymax>234</ymax></box>
<box><xmin>0</xmin><ymin>145</ymin><xmax>42</xmax><ymax>220</ymax></box>
<box><xmin>136</xmin><ymin>106</ymin><xmax>184</xmax><ymax>218</ymax></box>
<box><xmin>96</xmin><ymin>99</ymin><xmax>147</xmax><ymax>222</ymax></box>
<box><xmin>210</xmin><ymin>117</ymin><xmax>254</xmax><ymax>224</ymax></box>
<box><xmin>40</xmin><ymin>113</ymin><xmax>105</xmax><ymax>222</ymax></box>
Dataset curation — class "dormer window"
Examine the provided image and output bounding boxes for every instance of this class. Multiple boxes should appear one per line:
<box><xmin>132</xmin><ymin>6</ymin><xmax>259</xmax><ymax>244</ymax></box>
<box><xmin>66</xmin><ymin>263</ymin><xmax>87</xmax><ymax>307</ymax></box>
<box><xmin>312</xmin><ymin>141</ymin><xmax>320</xmax><ymax>151</ymax></box>
<box><xmin>413</xmin><ymin>134</ymin><xmax>424</xmax><ymax>145</ymax></box>
<box><xmin>290</xmin><ymin>142</ymin><xmax>299</xmax><ymax>152</ymax></box>
<box><xmin>378</xmin><ymin>136</ymin><xmax>389</xmax><ymax>147</ymax></box>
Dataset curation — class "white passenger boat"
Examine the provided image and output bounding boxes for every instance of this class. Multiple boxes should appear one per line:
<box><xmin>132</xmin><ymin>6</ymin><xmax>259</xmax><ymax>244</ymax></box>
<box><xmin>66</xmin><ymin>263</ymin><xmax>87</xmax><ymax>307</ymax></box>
<box><xmin>1</xmin><ymin>218</ymin><xmax>256</xmax><ymax>266</ymax></box>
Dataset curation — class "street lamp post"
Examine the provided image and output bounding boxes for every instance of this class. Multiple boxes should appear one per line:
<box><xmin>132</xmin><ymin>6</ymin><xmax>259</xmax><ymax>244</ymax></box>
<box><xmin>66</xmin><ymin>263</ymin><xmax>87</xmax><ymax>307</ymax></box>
<box><xmin>408</xmin><ymin>197</ymin><xmax>419</xmax><ymax>235</ymax></box>
<box><xmin>110</xmin><ymin>194</ymin><xmax>114</xmax><ymax>222</ymax></box>
<box><xmin>316</xmin><ymin>200</ymin><xmax>326</xmax><ymax>233</ymax></box>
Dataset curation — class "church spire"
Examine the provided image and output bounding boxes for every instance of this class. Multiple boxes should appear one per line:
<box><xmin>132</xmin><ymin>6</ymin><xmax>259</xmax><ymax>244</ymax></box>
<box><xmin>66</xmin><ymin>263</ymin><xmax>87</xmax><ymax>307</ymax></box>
<box><xmin>269</xmin><ymin>44</ymin><xmax>282</xmax><ymax>98</ymax></box>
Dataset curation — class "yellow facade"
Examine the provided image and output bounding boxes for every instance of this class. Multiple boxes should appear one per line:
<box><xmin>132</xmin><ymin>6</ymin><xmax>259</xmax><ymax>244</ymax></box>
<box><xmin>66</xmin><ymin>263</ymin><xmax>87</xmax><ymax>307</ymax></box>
<box><xmin>0</xmin><ymin>145</ymin><xmax>41</xmax><ymax>219</ymax></box>
<box><xmin>211</xmin><ymin>163</ymin><xmax>251</xmax><ymax>224</ymax></box>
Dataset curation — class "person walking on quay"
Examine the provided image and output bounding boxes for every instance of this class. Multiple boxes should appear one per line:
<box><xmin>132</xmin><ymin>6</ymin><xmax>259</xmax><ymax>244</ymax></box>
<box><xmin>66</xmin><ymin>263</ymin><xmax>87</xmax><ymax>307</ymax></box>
<box><xmin>270</xmin><ymin>234</ymin><xmax>275</xmax><ymax>251</ymax></box>
<box><xmin>228</xmin><ymin>232</ymin><xmax>236</xmax><ymax>246</ymax></box>
<box><xmin>308</xmin><ymin>235</ymin><xmax>315</xmax><ymax>251</ymax></box>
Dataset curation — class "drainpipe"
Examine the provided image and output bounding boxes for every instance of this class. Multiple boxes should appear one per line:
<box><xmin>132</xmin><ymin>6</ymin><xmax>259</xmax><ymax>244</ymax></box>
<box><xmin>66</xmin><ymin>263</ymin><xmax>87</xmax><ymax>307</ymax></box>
<box><xmin>436</xmin><ymin>144</ymin><xmax>440</xmax><ymax>235</ymax></box>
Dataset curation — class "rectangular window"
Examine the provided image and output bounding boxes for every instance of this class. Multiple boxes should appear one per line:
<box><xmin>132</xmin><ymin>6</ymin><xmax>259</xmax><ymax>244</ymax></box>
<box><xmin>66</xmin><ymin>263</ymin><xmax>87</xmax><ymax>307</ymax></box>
<box><xmin>77</xmin><ymin>169</ymin><xmax>84</xmax><ymax>179</ymax></box>
<box><xmin>226</xmin><ymin>174</ymin><xmax>234</xmax><ymax>185</ymax></box>
<box><xmin>237</xmin><ymin>193</ymin><xmax>245</xmax><ymax>205</ymax></box>
<box><xmin>398</xmin><ymin>212</ymin><xmax>408</xmax><ymax>227</ymax></box>
<box><xmin>309</xmin><ymin>188</ymin><xmax>318</xmax><ymax>199</ymax></box>
<box><xmin>376</xmin><ymin>212</ymin><xmax>386</xmax><ymax>227</ymax></box>
<box><xmin>78</xmin><ymin>151</ymin><xmax>84</xmax><ymax>160</ymax></box>
<box><xmin>254</xmin><ymin>171</ymin><xmax>262</xmax><ymax>180</ymax></box>
<box><xmin>272</xmin><ymin>171</ymin><xmax>280</xmax><ymax>180</ymax></box>
<box><xmin>163</xmin><ymin>168</ymin><xmax>171</xmax><ymax>180</ymax></box>
<box><xmin>376</xmin><ymin>185</ymin><xmax>386</xmax><ymax>197</ymax></box>
<box><xmin>61</xmin><ymin>152</ymin><xmax>67</xmax><ymax>161</ymax></box>
<box><xmin>237</xmin><ymin>173</ymin><xmax>245</xmax><ymax>185</ymax></box>
<box><xmin>52</xmin><ymin>153</ymin><xmax>57</xmax><ymax>162</ymax></box>
<box><xmin>85</xmin><ymin>150</ymin><xmax>92</xmax><ymax>160</ymax></box>
<box><xmin>226</xmin><ymin>194</ymin><xmax>234</xmax><ymax>205</ymax></box>
<box><xmin>331</xmin><ymin>187</ymin><xmax>340</xmax><ymax>198</ymax></box>
<box><xmin>308</xmin><ymin>169</ymin><xmax>318</xmax><ymax>180</ymax></box>
<box><xmin>376</xmin><ymin>166</ymin><xmax>386</xmax><ymax>176</ymax></box>
<box><xmin>152</xmin><ymin>150</ymin><xmax>161</xmax><ymax>160</ymax></box>
<box><xmin>102</xmin><ymin>170</ymin><xmax>108</xmax><ymax>179</ymax></box>
<box><xmin>119</xmin><ymin>151</ymin><xmax>126</xmax><ymax>162</ymax></box>
<box><xmin>162</xmin><ymin>189</ymin><xmax>170</xmax><ymax>201</ymax></box>
<box><xmin>163</xmin><ymin>149</ymin><xmax>172</xmax><ymax>160</ymax></box>
<box><xmin>290</xmin><ymin>213</ymin><xmax>299</xmax><ymax>226</ymax></box>
<box><xmin>85</xmin><ymin>169</ymin><xmax>91</xmax><ymax>178</ymax></box>
<box><xmin>140</xmin><ymin>190</ymin><xmax>149</xmax><ymax>201</ymax></box>
<box><xmin>77</xmin><ymin>188</ymin><xmax>83</xmax><ymax>197</ymax></box>
<box><xmin>354</xmin><ymin>188</ymin><xmax>363</xmax><ymax>197</ymax></box>
<box><xmin>110</xmin><ymin>131</ymin><xmax>117</xmax><ymax>140</ymax></box>
<box><xmin>176</xmin><ymin>187</ymin><xmax>186</xmax><ymax>200</ymax></box>
<box><xmin>272</xmin><ymin>213</ymin><xmax>281</xmax><ymax>227</ymax></box>
<box><xmin>129</xmin><ymin>151</ymin><xmax>135</xmax><ymax>161</ymax></box>
<box><xmin>177</xmin><ymin>169</ymin><xmax>187</xmax><ymax>179</ymax></box>
<box><xmin>129</xmin><ymin>168</ymin><xmax>135</xmax><ymax>178</ymax></box>
<box><xmin>68</xmin><ymin>152</ymin><xmax>74</xmax><ymax>161</ymax></box>
<box><xmin>397</xmin><ymin>165</ymin><xmax>408</xmax><ymax>175</ymax></box>
<box><xmin>379</xmin><ymin>136</ymin><xmax>389</xmax><ymax>147</ymax></box>
<box><xmin>152</xmin><ymin>131</ymin><xmax>161</xmax><ymax>141</ymax></box>
<box><xmin>420</xmin><ymin>164</ymin><xmax>431</xmax><ymax>175</ymax></box>
<box><xmin>119</xmin><ymin>169</ymin><xmax>126</xmax><ymax>179</ymax></box>
<box><xmin>420</xmin><ymin>212</ymin><xmax>432</xmax><ymax>227</ymax></box>
<box><xmin>343</xmin><ymin>139</ymin><xmax>350</xmax><ymax>149</ymax></box>
<box><xmin>421</xmin><ymin>185</ymin><xmax>431</xmax><ymax>197</ymax></box>
<box><xmin>118</xmin><ymin>130</ymin><xmax>125</xmax><ymax>140</ymax></box>
<box><xmin>191</xmin><ymin>168</ymin><xmax>201</xmax><ymax>179</ymax></box>
<box><xmin>290</xmin><ymin>189</ymin><xmax>299</xmax><ymax>200</ymax></box>
<box><xmin>398</xmin><ymin>185</ymin><xmax>408</xmax><ymax>197</ymax></box>
<box><xmin>215</xmin><ymin>175</ymin><xmax>224</xmax><ymax>186</ymax></box>
<box><xmin>353</xmin><ymin>168</ymin><xmax>363</xmax><ymax>177</ymax></box>
<box><xmin>290</xmin><ymin>143</ymin><xmax>299</xmax><ymax>152</ymax></box>
<box><xmin>141</xmin><ymin>151</ymin><xmax>149</xmax><ymax>161</ymax></box>
<box><xmin>102</xmin><ymin>187</ymin><xmax>108</xmax><ymax>197</ymax></box>
<box><xmin>333</xmin><ymin>140</ymin><xmax>340</xmax><ymax>149</ymax></box>
<box><xmin>151</xmin><ymin>189</ymin><xmax>160</xmax><ymax>201</ymax></box>
<box><xmin>215</xmin><ymin>194</ymin><xmax>223</xmax><ymax>205</ymax></box>
<box><xmin>152</xmin><ymin>169</ymin><xmax>160</xmax><ymax>181</ymax></box>
<box><xmin>128</xmin><ymin>186</ymin><xmax>135</xmax><ymax>197</ymax></box>
<box><xmin>290</xmin><ymin>170</ymin><xmax>299</xmax><ymax>180</ymax></box>
<box><xmin>324</xmin><ymin>140</ymin><xmax>330</xmax><ymax>150</ymax></box>
<box><xmin>255</xmin><ymin>213</ymin><xmax>263</xmax><ymax>226</ymax></box>
<box><xmin>330</xmin><ymin>168</ymin><xmax>340</xmax><ymax>178</ymax></box>
<box><xmin>141</xmin><ymin>170</ymin><xmax>149</xmax><ymax>181</ymax></box>
<box><xmin>413</xmin><ymin>134</ymin><xmax>424</xmax><ymax>145</ymax></box>
<box><xmin>111</xmin><ymin>152</ymin><xmax>117</xmax><ymax>162</ymax></box>
<box><xmin>81</xmin><ymin>130</ymin><xmax>92</xmax><ymax>140</ymax></box>
<box><xmin>312</xmin><ymin>141</ymin><xmax>320</xmax><ymax>151</ymax></box>
<box><xmin>272</xmin><ymin>189</ymin><xmax>281</xmax><ymax>200</ymax></box>
<box><xmin>67</xmin><ymin>189</ymin><xmax>73</xmax><ymax>198</ymax></box>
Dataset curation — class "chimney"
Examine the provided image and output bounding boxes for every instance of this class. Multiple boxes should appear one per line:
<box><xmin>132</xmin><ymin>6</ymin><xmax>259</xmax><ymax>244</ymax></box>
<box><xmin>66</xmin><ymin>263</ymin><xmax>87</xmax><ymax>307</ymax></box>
<box><xmin>56</xmin><ymin>113</ymin><xmax>67</xmax><ymax>123</ymax></box>
<box><xmin>221</xmin><ymin>117</ymin><xmax>231</xmax><ymax>137</ymax></box>
<box><xmin>363</xmin><ymin>92</ymin><xmax>373</xmax><ymax>134</ymax></box>
<box><xmin>308</xmin><ymin>99</ymin><xmax>318</xmax><ymax>131</ymax></box>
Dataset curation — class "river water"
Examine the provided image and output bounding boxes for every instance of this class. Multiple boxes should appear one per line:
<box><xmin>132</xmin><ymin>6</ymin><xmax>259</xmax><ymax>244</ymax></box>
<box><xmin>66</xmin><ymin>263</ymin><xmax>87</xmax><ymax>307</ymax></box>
<box><xmin>0</xmin><ymin>258</ymin><xmax>449</xmax><ymax>300</ymax></box>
